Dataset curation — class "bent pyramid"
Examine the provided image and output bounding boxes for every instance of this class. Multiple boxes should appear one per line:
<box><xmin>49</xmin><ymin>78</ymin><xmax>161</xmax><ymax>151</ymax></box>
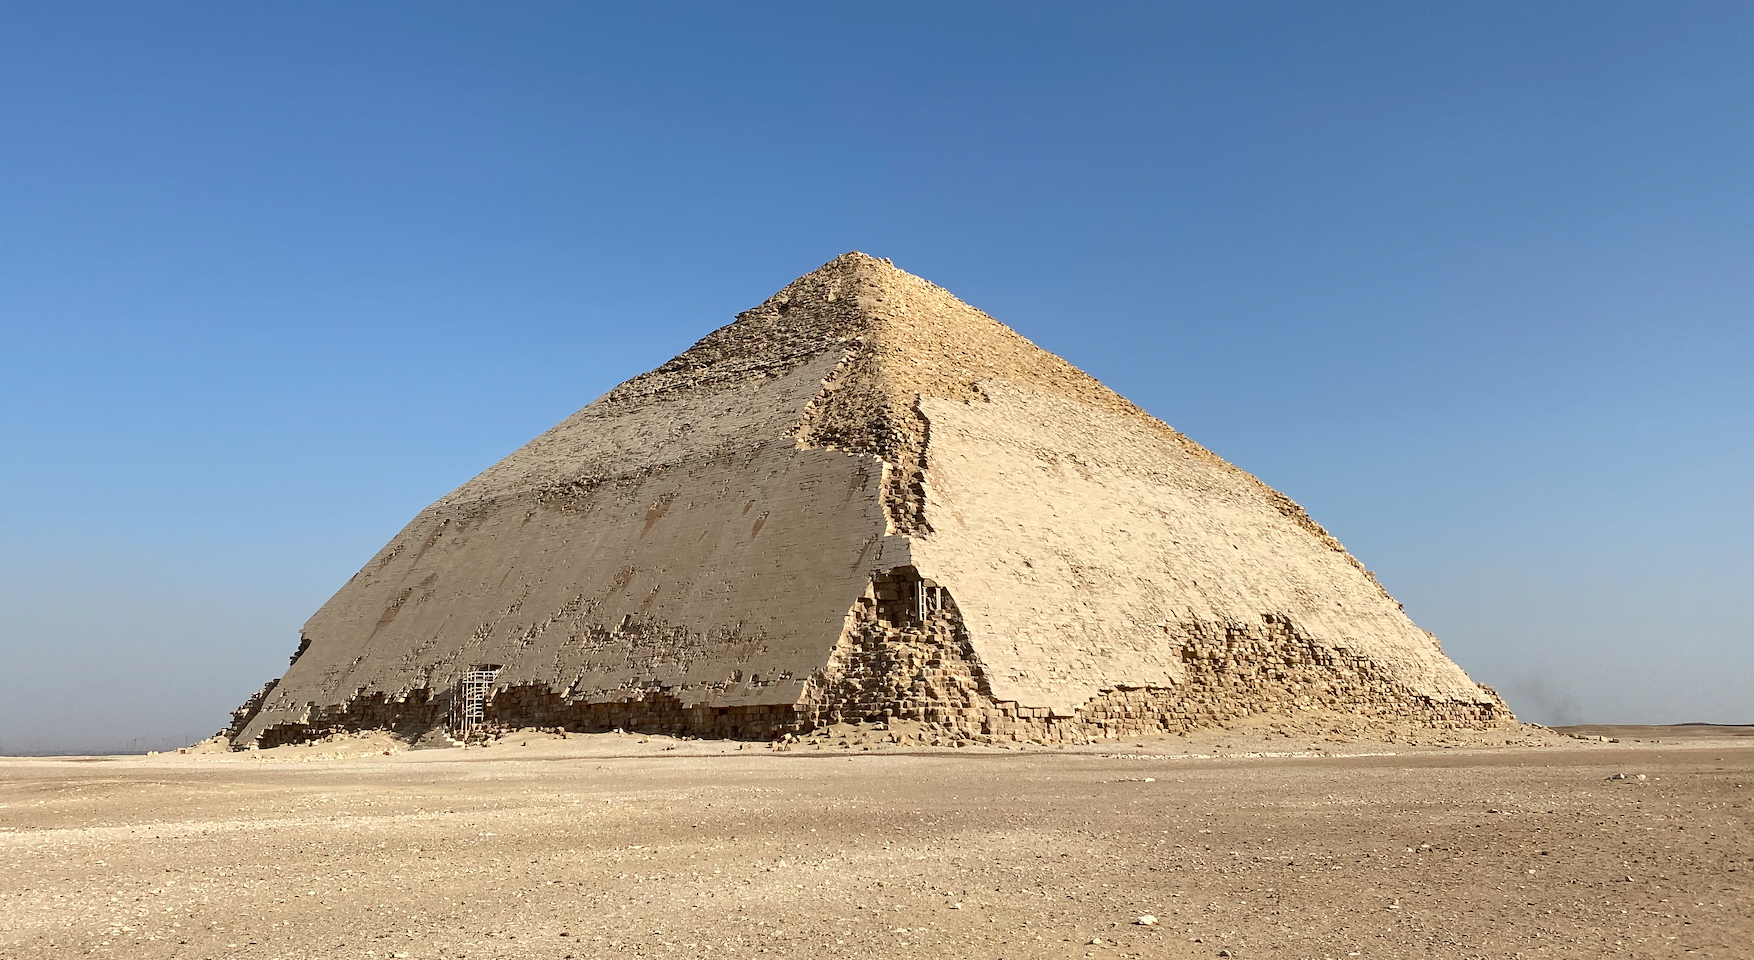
<box><xmin>228</xmin><ymin>253</ymin><xmax>1507</xmax><ymax>747</ymax></box>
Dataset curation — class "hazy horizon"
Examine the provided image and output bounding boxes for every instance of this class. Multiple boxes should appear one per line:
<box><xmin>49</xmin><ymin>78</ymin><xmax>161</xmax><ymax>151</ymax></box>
<box><xmin>4</xmin><ymin>3</ymin><xmax>1750</xmax><ymax>754</ymax></box>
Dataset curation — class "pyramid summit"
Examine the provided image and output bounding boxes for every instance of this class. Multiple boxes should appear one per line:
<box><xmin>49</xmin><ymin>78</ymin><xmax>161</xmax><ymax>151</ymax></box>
<box><xmin>227</xmin><ymin>252</ymin><xmax>1508</xmax><ymax>747</ymax></box>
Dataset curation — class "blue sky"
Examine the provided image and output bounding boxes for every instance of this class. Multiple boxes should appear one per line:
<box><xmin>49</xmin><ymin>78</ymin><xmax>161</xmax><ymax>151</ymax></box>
<box><xmin>2</xmin><ymin>3</ymin><xmax>1749</xmax><ymax>752</ymax></box>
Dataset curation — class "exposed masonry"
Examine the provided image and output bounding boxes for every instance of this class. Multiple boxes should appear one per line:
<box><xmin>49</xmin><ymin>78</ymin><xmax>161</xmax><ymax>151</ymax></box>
<box><xmin>225</xmin><ymin>680</ymin><xmax>279</xmax><ymax>741</ymax></box>
<box><xmin>232</xmin><ymin>612</ymin><xmax>807</xmax><ymax>745</ymax></box>
<box><xmin>795</xmin><ymin>349</ymin><xmax>933</xmax><ymax>538</ymax></box>
<box><xmin>250</xmin><ymin>689</ymin><xmax>445</xmax><ymax>750</ymax></box>
<box><xmin>231</xmin><ymin>565</ymin><xmax>1502</xmax><ymax>747</ymax></box>
<box><xmin>800</xmin><ymin>567</ymin><xmax>1504</xmax><ymax>742</ymax></box>
<box><xmin>800</xmin><ymin>566</ymin><xmax>974</xmax><ymax>729</ymax></box>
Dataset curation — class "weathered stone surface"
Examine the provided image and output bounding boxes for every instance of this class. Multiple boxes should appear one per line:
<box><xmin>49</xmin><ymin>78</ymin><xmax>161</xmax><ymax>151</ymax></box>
<box><xmin>229</xmin><ymin>252</ymin><xmax>1506</xmax><ymax>746</ymax></box>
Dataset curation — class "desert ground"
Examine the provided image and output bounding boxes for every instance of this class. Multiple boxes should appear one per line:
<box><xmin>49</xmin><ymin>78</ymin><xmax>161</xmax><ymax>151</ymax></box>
<box><xmin>1</xmin><ymin>721</ymin><xmax>1748</xmax><ymax>960</ymax></box>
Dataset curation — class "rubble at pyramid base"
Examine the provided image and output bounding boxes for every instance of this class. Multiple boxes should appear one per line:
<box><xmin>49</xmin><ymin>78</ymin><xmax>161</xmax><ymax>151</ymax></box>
<box><xmin>242</xmin><ymin>680</ymin><xmax>1507</xmax><ymax>751</ymax></box>
<box><xmin>236</xmin><ymin>569</ymin><xmax>1507</xmax><ymax>750</ymax></box>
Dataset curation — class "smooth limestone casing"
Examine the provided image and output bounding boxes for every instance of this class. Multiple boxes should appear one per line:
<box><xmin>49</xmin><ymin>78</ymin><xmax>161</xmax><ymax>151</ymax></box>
<box><xmin>234</xmin><ymin>354</ymin><xmax>897</xmax><ymax>745</ymax></box>
<box><xmin>911</xmin><ymin>380</ymin><xmax>1482</xmax><ymax>716</ymax></box>
<box><xmin>232</xmin><ymin>252</ymin><xmax>1501</xmax><ymax>746</ymax></box>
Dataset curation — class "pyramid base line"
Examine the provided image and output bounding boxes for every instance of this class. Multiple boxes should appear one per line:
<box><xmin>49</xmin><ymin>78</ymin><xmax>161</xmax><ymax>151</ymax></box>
<box><xmin>241</xmin><ymin>682</ymin><xmax>1504</xmax><ymax>750</ymax></box>
<box><xmin>236</xmin><ymin>578</ymin><xmax>1506</xmax><ymax>749</ymax></box>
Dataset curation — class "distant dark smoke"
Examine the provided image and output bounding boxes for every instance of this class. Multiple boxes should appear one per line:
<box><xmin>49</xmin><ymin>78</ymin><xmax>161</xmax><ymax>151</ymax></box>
<box><xmin>1506</xmin><ymin>675</ymin><xmax>1585</xmax><ymax>727</ymax></box>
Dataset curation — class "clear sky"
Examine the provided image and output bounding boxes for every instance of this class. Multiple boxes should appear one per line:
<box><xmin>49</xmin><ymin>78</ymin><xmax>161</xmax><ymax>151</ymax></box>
<box><xmin>2</xmin><ymin>3</ymin><xmax>1749</xmax><ymax>753</ymax></box>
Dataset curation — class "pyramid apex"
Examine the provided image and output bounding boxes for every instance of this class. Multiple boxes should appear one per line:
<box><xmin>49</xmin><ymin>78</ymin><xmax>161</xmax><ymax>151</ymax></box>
<box><xmin>830</xmin><ymin>250</ymin><xmax>892</xmax><ymax>266</ymax></box>
<box><xmin>801</xmin><ymin>250</ymin><xmax>901</xmax><ymax>278</ymax></box>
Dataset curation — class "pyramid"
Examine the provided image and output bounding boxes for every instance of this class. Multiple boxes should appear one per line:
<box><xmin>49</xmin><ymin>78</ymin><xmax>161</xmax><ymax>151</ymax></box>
<box><xmin>227</xmin><ymin>253</ymin><xmax>1508</xmax><ymax>747</ymax></box>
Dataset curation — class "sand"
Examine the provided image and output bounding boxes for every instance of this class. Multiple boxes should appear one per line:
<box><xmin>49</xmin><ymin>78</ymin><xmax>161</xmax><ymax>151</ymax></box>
<box><xmin>2</xmin><ymin>724</ymin><xmax>1749</xmax><ymax>960</ymax></box>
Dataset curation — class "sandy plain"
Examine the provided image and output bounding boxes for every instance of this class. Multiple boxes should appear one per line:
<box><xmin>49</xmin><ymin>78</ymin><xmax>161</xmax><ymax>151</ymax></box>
<box><xmin>1</xmin><ymin>722</ymin><xmax>1748</xmax><ymax>960</ymax></box>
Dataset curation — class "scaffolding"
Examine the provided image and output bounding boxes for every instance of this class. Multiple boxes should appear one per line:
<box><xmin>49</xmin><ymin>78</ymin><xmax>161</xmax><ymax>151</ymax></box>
<box><xmin>450</xmin><ymin>665</ymin><xmax>501</xmax><ymax>738</ymax></box>
<box><xmin>872</xmin><ymin>566</ymin><xmax>941</xmax><ymax>628</ymax></box>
